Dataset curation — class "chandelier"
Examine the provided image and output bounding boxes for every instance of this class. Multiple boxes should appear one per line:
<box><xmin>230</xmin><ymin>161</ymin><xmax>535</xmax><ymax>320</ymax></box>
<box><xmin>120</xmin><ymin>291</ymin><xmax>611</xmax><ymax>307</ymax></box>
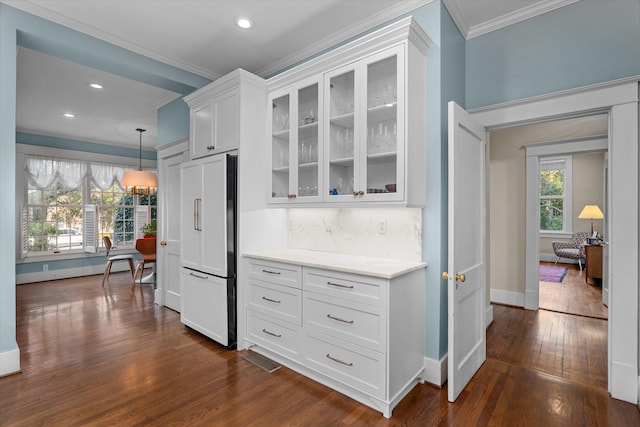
<box><xmin>121</xmin><ymin>128</ymin><xmax>157</xmax><ymax>196</ymax></box>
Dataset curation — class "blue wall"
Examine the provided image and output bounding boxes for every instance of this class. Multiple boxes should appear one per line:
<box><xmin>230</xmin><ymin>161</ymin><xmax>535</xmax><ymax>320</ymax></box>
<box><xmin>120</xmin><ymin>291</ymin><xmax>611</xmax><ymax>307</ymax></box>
<box><xmin>466</xmin><ymin>0</ymin><xmax>640</xmax><ymax>108</ymax></box>
<box><xmin>0</xmin><ymin>3</ymin><xmax>208</xmax><ymax>359</ymax></box>
<box><xmin>157</xmin><ymin>97</ymin><xmax>192</xmax><ymax>146</ymax></box>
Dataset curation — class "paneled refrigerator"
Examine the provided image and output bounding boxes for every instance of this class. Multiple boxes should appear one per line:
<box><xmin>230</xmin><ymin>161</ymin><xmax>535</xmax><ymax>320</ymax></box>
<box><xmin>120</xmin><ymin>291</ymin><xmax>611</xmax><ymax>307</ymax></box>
<box><xmin>180</xmin><ymin>153</ymin><xmax>237</xmax><ymax>349</ymax></box>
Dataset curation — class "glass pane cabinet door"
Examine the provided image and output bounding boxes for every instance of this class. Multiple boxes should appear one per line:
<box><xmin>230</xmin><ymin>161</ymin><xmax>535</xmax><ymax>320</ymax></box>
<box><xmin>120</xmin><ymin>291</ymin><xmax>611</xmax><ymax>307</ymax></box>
<box><xmin>297</xmin><ymin>83</ymin><xmax>319</xmax><ymax>199</ymax></box>
<box><xmin>271</xmin><ymin>94</ymin><xmax>290</xmax><ymax>200</ymax></box>
<box><xmin>327</xmin><ymin>70</ymin><xmax>355</xmax><ymax>198</ymax></box>
<box><xmin>365</xmin><ymin>54</ymin><xmax>398</xmax><ymax>196</ymax></box>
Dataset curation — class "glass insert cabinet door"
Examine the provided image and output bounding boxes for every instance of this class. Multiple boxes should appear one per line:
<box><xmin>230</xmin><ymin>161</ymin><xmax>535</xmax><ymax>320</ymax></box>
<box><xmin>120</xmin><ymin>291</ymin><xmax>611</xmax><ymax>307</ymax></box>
<box><xmin>270</xmin><ymin>80</ymin><xmax>321</xmax><ymax>202</ymax></box>
<box><xmin>325</xmin><ymin>46</ymin><xmax>403</xmax><ymax>202</ymax></box>
<box><xmin>270</xmin><ymin>93</ymin><xmax>290</xmax><ymax>200</ymax></box>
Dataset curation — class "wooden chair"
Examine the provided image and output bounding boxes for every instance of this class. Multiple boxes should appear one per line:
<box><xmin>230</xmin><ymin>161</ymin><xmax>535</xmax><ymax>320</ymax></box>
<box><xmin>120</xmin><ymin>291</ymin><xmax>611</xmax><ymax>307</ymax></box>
<box><xmin>132</xmin><ymin>238</ymin><xmax>156</xmax><ymax>287</ymax></box>
<box><xmin>101</xmin><ymin>236</ymin><xmax>135</xmax><ymax>286</ymax></box>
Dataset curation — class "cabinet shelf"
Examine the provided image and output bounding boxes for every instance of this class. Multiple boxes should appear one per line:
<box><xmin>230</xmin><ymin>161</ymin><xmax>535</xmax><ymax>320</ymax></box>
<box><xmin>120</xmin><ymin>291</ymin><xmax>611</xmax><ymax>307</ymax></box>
<box><xmin>273</xmin><ymin>129</ymin><xmax>290</xmax><ymax>138</ymax></box>
<box><xmin>329</xmin><ymin>157</ymin><xmax>354</xmax><ymax>166</ymax></box>
<box><xmin>330</xmin><ymin>113</ymin><xmax>354</xmax><ymax>129</ymax></box>
<box><xmin>272</xmin><ymin>166</ymin><xmax>290</xmax><ymax>173</ymax></box>
<box><xmin>367</xmin><ymin>103</ymin><xmax>397</xmax><ymax>123</ymax></box>
<box><xmin>298</xmin><ymin>121</ymin><xmax>318</xmax><ymax>139</ymax></box>
<box><xmin>367</xmin><ymin>151</ymin><xmax>397</xmax><ymax>160</ymax></box>
<box><xmin>298</xmin><ymin>161</ymin><xmax>318</xmax><ymax>169</ymax></box>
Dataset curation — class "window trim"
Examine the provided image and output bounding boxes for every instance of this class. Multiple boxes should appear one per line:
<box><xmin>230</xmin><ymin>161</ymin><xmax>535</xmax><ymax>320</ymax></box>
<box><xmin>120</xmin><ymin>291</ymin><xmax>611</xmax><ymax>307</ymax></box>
<box><xmin>539</xmin><ymin>155</ymin><xmax>572</xmax><ymax>234</ymax></box>
<box><xmin>16</xmin><ymin>144</ymin><xmax>157</xmax><ymax>260</ymax></box>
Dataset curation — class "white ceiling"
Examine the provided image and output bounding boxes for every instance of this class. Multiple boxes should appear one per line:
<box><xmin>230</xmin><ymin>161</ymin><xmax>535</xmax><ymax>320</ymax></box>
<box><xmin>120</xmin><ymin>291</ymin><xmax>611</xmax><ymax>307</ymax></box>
<box><xmin>6</xmin><ymin>0</ymin><xmax>578</xmax><ymax>150</ymax></box>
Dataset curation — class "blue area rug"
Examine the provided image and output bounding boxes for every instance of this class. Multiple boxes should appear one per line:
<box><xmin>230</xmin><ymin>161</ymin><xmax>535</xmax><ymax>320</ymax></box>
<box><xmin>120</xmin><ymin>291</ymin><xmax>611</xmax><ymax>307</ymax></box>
<box><xmin>539</xmin><ymin>265</ymin><xmax>568</xmax><ymax>283</ymax></box>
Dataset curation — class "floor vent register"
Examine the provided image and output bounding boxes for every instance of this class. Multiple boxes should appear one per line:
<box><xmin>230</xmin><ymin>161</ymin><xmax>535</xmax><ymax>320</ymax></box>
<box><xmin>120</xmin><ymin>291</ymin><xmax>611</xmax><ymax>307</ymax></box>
<box><xmin>243</xmin><ymin>351</ymin><xmax>281</xmax><ymax>373</ymax></box>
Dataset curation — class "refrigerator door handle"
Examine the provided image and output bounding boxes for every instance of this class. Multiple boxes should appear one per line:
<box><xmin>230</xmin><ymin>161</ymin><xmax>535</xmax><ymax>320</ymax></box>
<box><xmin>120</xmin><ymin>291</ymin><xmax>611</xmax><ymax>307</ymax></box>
<box><xmin>194</xmin><ymin>198</ymin><xmax>202</xmax><ymax>231</ymax></box>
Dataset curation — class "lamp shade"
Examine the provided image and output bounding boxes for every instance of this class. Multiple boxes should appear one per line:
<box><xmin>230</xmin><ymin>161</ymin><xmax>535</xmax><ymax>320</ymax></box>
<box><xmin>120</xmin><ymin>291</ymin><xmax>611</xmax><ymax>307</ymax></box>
<box><xmin>121</xmin><ymin>170</ymin><xmax>157</xmax><ymax>195</ymax></box>
<box><xmin>578</xmin><ymin>205</ymin><xmax>604</xmax><ymax>219</ymax></box>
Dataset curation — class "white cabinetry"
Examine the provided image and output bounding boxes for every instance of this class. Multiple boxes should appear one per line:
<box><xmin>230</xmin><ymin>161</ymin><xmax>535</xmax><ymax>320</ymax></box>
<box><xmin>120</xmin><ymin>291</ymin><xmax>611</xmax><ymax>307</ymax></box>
<box><xmin>266</xmin><ymin>17</ymin><xmax>430</xmax><ymax>206</ymax></box>
<box><xmin>244</xmin><ymin>254</ymin><xmax>425</xmax><ymax>418</ymax></box>
<box><xmin>269</xmin><ymin>77</ymin><xmax>322</xmax><ymax>203</ymax></box>
<box><xmin>185</xmin><ymin>69</ymin><xmax>265</xmax><ymax>160</ymax></box>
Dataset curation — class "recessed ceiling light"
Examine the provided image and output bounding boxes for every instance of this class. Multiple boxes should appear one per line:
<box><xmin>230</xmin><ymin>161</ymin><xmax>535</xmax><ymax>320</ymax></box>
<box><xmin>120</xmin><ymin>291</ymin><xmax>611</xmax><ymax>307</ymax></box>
<box><xmin>63</xmin><ymin>113</ymin><xmax>75</xmax><ymax>118</ymax></box>
<box><xmin>89</xmin><ymin>83</ymin><xmax>103</xmax><ymax>89</ymax></box>
<box><xmin>236</xmin><ymin>17</ymin><xmax>254</xmax><ymax>29</ymax></box>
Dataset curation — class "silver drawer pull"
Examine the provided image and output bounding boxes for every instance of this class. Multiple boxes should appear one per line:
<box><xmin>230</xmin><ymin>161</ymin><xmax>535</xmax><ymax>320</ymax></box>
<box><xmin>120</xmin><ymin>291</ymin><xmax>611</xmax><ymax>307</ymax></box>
<box><xmin>327</xmin><ymin>281</ymin><xmax>354</xmax><ymax>289</ymax></box>
<box><xmin>262</xmin><ymin>296</ymin><xmax>281</xmax><ymax>304</ymax></box>
<box><xmin>326</xmin><ymin>353</ymin><xmax>353</xmax><ymax>367</ymax></box>
<box><xmin>262</xmin><ymin>269</ymin><xmax>281</xmax><ymax>275</ymax></box>
<box><xmin>189</xmin><ymin>272</ymin><xmax>208</xmax><ymax>279</ymax></box>
<box><xmin>262</xmin><ymin>328</ymin><xmax>282</xmax><ymax>338</ymax></box>
<box><xmin>326</xmin><ymin>314</ymin><xmax>354</xmax><ymax>324</ymax></box>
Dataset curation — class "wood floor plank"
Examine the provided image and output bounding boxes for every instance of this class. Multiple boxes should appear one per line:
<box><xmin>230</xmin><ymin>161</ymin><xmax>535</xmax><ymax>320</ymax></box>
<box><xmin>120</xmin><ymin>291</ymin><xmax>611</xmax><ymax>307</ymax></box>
<box><xmin>1</xmin><ymin>272</ymin><xmax>638</xmax><ymax>426</ymax></box>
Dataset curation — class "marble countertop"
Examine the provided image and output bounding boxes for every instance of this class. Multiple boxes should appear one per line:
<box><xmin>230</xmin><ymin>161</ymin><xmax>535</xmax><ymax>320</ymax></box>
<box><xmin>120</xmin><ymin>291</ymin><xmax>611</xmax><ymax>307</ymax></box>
<box><xmin>243</xmin><ymin>248</ymin><xmax>427</xmax><ymax>279</ymax></box>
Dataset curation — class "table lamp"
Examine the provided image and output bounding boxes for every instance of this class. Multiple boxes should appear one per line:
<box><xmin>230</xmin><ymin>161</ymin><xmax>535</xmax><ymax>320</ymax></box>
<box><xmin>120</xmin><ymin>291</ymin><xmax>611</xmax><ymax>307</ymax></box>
<box><xmin>578</xmin><ymin>204</ymin><xmax>604</xmax><ymax>235</ymax></box>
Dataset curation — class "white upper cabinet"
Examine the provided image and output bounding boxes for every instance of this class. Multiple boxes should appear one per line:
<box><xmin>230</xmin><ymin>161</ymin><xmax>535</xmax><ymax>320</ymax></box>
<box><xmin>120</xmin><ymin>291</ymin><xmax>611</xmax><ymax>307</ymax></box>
<box><xmin>266</xmin><ymin>17</ymin><xmax>430</xmax><ymax>207</ymax></box>
<box><xmin>325</xmin><ymin>47</ymin><xmax>404</xmax><ymax>203</ymax></box>
<box><xmin>184</xmin><ymin>69</ymin><xmax>264</xmax><ymax>160</ymax></box>
<box><xmin>269</xmin><ymin>77</ymin><xmax>323</xmax><ymax>203</ymax></box>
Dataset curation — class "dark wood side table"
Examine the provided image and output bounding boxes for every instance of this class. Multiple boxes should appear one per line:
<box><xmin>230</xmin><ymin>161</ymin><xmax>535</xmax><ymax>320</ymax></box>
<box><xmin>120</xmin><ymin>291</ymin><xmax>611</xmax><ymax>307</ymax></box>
<box><xmin>585</xmin><ymin>244</ymin><xmax>603</xmax><ymax>285</ymax></box>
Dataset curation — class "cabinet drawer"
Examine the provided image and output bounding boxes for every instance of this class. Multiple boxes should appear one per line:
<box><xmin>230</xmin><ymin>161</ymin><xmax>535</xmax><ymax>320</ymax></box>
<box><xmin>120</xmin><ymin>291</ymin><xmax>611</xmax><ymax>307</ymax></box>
<box><xmin>247</xmin><ymin>259</ymin><xmax>302</xmax><ymax>289</ymax></box>
<box><xmin>304</xmin><ymin>268</ymin><xmax>385</xmax><ymax>306</ymax></box>
<box><xmin>249</xmin><ymin>279</ymin><xmax>302</xmax><ymax>325</ymax></box>
<box><xmin>304</xmin><ymin>292</ymin><xmax>385</xmax><ymax>352</ymax></box>
<box><xmin>304</xmin><ymin>333</ymin><xmax>385</xmax><ymax>399</ymax></box>
<box><xmin>247</xmin><ymin>311</ymin><xmax>300</xmax><ymax>361</ymax></box>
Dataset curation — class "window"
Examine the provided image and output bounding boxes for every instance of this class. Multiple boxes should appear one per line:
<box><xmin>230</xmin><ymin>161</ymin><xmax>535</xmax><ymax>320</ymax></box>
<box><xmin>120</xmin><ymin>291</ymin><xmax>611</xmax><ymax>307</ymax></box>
<box><xmin>23</xmin><ymin>154</ymin><xmax>156</xmax><ymax>255</ymax></box>
<box><xmin>539</xmin><ymin>156</ymin><xmax>572</xmax><ymax>233</ymax></box>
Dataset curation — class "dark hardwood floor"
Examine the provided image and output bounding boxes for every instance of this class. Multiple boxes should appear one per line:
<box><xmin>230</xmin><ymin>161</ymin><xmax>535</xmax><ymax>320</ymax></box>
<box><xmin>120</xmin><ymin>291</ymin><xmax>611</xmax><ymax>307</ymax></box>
<box><xmin>539</xmin><ymin>261</ymin><xmax>608</xmax><ymax>319</ymax></box>
<box><xmin>1</xmin><ymin>272</ymin><xmax>638</xmax><ymax>426</ymax></box>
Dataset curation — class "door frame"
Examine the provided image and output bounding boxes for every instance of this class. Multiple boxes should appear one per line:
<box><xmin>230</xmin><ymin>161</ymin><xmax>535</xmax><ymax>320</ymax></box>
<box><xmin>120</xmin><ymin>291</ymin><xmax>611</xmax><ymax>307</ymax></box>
<box><xmin>469</xmin><ymin>78</ymin><xmax>639</xmax><ymax>404</ymax></box>
<box><xmin>524</xmin><ymin>135</ymin><xmax>608</xmax><ymax>310</ymax></box>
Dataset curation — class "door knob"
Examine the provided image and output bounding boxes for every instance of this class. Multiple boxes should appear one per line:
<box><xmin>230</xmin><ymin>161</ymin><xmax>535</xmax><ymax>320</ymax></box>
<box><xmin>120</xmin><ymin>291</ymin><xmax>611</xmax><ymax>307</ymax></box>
<box><xmin>160</xmin><ymin>240</ymin><xmax>167</xmax><ymax>246</ymax></box>
<box><xmin>442</xmin><ymin>272</ymin><xmax>466</xmax><ymax>282</ymax></box>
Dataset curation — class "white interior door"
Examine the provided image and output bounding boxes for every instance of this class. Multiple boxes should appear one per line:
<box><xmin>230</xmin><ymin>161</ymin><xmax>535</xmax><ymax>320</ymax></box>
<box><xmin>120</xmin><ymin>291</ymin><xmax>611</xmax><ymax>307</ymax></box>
<box><xmin>447</xmin><ymin>101</ymin><xmax>487</xmax><ymax>402</ymax></box>
<box><xmin>160</xmin><ymin>151</ymin><xmax>185</xmax><ymax>311</ymax></box>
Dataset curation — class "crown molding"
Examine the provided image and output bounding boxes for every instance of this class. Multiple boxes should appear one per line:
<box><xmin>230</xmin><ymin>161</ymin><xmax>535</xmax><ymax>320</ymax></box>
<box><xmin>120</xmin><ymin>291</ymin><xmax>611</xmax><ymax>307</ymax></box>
<box><xmin>444</xmin><ymin>0</ymin><xmax>580</xmax><ymax>40</ymax></box>
<box><xmin>255</xmin><ymin>0</ymin><xmax>433</xmax><ymax>78</ymax></box>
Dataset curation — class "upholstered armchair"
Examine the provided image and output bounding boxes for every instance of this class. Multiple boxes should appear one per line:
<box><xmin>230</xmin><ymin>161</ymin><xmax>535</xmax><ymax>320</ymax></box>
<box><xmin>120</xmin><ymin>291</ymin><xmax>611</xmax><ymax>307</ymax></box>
<box><xmin>552</xmin><ymin>232</ymin><xmax>591</xmax><ymax>271</ymax></box>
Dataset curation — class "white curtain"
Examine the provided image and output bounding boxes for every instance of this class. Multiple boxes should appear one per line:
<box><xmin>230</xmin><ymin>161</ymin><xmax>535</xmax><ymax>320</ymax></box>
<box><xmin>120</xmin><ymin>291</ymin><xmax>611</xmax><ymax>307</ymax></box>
<box><xmin>90</xmin><ymin>162</ymin><xmax>127</xmax><ymax>190</ymax></box>
<box><xmin>25</xmin><ymin>155</ymin><xmax>87</xmax><ymax>189</ymax></box>
<box><xmin>540</xmin><ymin>159</ymin><xmax>566</xmax><ymax>172</ymax></box>
<box><xmin>25</xmin><ymin>155</ymin><xmax>156</xmax><ymax>191</ymax></box>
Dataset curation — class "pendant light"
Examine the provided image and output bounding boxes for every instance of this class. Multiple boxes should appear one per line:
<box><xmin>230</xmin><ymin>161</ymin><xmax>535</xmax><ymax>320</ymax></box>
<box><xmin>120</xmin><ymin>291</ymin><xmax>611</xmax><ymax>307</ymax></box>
<box><xmin>121</xmin><ymin>128</ymin><xmax>157</xmax><ymax>195</ymax></box>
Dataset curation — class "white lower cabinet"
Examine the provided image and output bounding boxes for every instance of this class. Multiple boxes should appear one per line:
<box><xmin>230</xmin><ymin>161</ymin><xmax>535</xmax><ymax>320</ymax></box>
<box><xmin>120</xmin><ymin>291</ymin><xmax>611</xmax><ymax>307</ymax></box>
<box><xmin>244</xmin><ymin>256</ymin><xmax>425</xmax><ymax>418</ymax></box>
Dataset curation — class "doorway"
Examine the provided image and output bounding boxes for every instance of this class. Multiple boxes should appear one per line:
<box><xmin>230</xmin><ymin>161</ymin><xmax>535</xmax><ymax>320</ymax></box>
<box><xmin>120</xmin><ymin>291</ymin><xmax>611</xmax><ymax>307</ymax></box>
<box><xmin>488</xmin><ymin>114</ymin><xmax>609</xmax><ymax>319</ymax></box>
<box><xmin>471</xmin><ymin>79</ymin><xmax>639</xmax><ymax>403</ymax></box>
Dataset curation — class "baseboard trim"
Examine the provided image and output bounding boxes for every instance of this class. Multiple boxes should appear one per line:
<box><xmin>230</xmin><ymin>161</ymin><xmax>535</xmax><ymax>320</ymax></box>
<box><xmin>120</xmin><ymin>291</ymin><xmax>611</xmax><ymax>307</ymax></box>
<box><xmin>17</xmin><ymin>263</ymin><xmax>132</xmax><ymax>284</ymax></box>
<box><xmin>0</xmin><ymin>348</ymin><xmax>20</xmax><ymax>377</ymax></box>
<box><xmin>490</xmin><ymin>289</ymin><xmax>525</xmax><ymax>307</ymax></box>
<box><xmin>486</xmin><ymin>304</ymin><xmax>494</xmax><ymax>327</ymax></box>
<box><xmin>539</xmin><ymin>253</ymin><xmax>579</xmax><ymax>264</ymax></box>
<box><xmin>611</xmin><ymin>361</ymin><xmax>639</xmax><ymax>404</ymax></box>
<box><xmin>424</xmin><ymin>354</ymin><xmax>447</xmax><ymax>387</ymax></box>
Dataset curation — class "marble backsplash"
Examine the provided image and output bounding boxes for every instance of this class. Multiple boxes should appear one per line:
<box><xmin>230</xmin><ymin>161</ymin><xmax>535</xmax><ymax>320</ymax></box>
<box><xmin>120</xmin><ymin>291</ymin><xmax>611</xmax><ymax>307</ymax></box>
<box><xmin>287</xmin><ymin>208</ymin><xmax>422</xmax><ymax>261</ymax></box>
